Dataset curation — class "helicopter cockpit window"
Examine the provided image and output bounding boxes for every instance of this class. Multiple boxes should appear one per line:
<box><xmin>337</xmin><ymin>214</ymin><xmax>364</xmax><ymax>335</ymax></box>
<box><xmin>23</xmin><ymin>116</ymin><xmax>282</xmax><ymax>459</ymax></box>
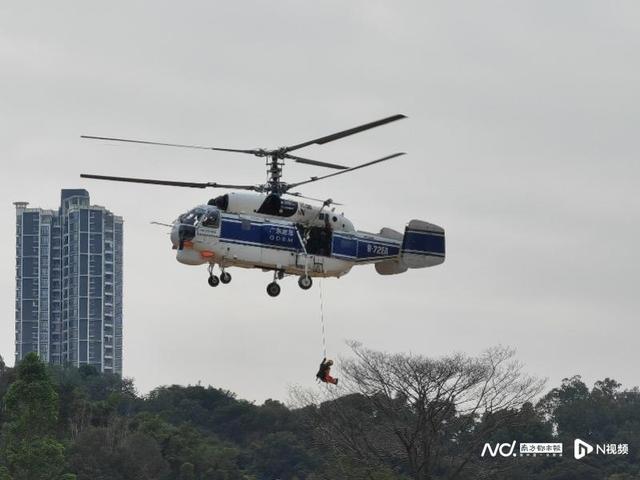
<box><xmin>179</xmin><ymin>208</ymin><xmax>206</xmax><ymax>226</ymax></box>
<box><xmin>202</xmin><ymin>210</ymin><xmax>220</xmax><ymax>228</ymax></box>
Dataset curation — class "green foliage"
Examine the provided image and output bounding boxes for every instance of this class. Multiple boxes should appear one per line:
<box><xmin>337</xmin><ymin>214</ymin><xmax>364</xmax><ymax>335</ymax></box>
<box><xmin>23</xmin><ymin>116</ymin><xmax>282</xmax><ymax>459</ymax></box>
<box><xmin>179</xmin><ymin>462</ymin><xmax>195</xmax><ymax>480</ymax></box>
<box><xmin>0</xmin><ymin>354</ymin><xmax>66</xmax><ymax>480</ymax></box>
<box><xmin>307</xmin><ymin>454</ymin><xmax>408</xmax><ymax>480</ymax></box>
<box><xmin>1</xmin><ymin>353</ymin><xmax>639</xmax><ymax>480</ymax></box>
<box><xmin>3</xmin><ymin>353</ymin><xmax>58</xmax><ymax>438</ymax></box>
<box><xmin>250</xmin><ymin>431</ymin><xmax>316</xmax><ymax>479</ymax></box>
<box><xmin>0</xmin><ymin>465</ymin><xmax>12</xmax><ymax>480</ymax></box>
<box><xmin>607</xmin><ymin>474</ymin><xmax>640</xmax><ymax>480</ymax></box>
<box><xmin>4</xmin><ymin>437</ymin><xmax>65</xmax><ymax>480</ymax></box>
<box><xmin>117</xmin><ymin>432</ymin><xmax>169</xmax><ymax>480</ymax></box>
<box><xmin>529</xmin><ymin>375</ymin><xmax>640</xmax><ymax>479</ymax></box>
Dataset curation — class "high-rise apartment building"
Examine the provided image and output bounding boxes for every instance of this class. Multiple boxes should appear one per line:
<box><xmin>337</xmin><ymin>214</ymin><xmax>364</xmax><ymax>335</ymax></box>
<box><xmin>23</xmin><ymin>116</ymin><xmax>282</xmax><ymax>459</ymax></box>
<box><xmin>14</xmin><ymin>189</ymin><xmax>123</xmax><ymax>375</ymax></box>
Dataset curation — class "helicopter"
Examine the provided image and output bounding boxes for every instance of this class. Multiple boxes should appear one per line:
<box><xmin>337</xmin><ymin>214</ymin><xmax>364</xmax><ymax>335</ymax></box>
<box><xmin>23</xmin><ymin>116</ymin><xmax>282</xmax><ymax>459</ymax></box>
<box><xmin>80</xmin><ymin>114</ymin><xmax>445</xmax><ymax>297</ymax></box>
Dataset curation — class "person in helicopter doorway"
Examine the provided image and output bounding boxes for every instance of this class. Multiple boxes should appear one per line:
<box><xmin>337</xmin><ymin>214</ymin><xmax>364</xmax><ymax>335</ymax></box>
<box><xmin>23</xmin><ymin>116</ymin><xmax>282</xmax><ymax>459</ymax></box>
<box><xmin>316</xmin><ymin>358</ymin><xmax>338</xmax><ymax>385</ymax></box>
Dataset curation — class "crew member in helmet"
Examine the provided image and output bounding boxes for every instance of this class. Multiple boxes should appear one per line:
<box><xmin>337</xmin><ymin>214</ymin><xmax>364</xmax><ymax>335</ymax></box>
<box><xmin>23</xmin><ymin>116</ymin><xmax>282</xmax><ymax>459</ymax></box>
<box><xmin>316</xmin><ymin>358</ymin><xmax>338</xmax><ymax>385</ymax></box>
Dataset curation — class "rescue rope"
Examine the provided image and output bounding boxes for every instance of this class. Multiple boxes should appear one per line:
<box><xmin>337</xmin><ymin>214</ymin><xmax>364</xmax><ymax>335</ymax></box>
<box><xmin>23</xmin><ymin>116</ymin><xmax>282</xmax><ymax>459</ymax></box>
<box><xmin>319</xmin><ymin>278</ymin><xmax>327</xmax><ymax>358</ymax></box>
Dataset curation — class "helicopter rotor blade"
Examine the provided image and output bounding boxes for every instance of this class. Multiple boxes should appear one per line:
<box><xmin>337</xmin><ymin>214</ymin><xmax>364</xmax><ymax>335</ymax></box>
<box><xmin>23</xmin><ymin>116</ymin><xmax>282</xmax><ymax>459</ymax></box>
<box><xmin>80</xmin><ymin>174</ymin><xmax>259</xmax><ymax>190</ymax></box>
<box><xmin>283</xmin><ymin>154</ymin><xmax>347</xmax><ymax>170</ymax></box>
<box><xmin>286</xmin><ymin>152</ymin><xmax>405</xmax><ymax>190</ymax></box>
<box><xmin>81</xmin><ymin>135</ymin><xmax>261</xmax><ymax>155</ymax></box>
<box><xmin>283</xmin><ymin>114</ymin><xmax>407</xmax><ymax>153</ymax></box>
<box><xmin>284</xmin><ymin>192</ymin><xmax>344</xmax><ymax>206</ymax></box>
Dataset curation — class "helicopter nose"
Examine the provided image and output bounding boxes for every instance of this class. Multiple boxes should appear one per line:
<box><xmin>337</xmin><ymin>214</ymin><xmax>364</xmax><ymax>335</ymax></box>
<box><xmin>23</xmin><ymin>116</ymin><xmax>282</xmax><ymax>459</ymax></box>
<box><xmin>171</xmin><ymin>223</ymin><xmax>197</xmax><ymax>250</ymax></box>
<box><xmin>177</xmin><ymin>224</ymin><xmax>196</xmax><ymax>250</ymax></box>
<box><xmin>170</xmin><ymin>223</ymin><xmax>180</xmax><ymax>248</ymax></box>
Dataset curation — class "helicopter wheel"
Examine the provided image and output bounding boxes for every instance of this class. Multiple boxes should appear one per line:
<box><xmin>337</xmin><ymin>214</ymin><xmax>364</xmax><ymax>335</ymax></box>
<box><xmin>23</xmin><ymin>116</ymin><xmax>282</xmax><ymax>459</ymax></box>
<box><xmin>266</xmin><ymin>282</ymin><xmax>281</xmax><ymax>297</ymax></box>
<box><xmin>298</xmin><ymin>275</ymin><xmax>313</xmax><ymax>290</ymax></box>
<box><xmin>208</xmin><ymin>275</ymin><xmax>220</xmax><ymax>287</ymax></box>
<box><xmin>220</xmin><ymin>271</ymin><xmax>232</xmax><ymax>284</ymax></box>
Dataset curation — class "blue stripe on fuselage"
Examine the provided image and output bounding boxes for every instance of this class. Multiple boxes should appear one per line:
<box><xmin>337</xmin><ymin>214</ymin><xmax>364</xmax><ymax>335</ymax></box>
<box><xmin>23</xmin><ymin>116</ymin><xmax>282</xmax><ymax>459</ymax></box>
<box><xmin>356</xmin><ymin>238</ymin><xmax>401</xmax><ymax>261</ymax></box>
<box><xmin>220</xmin><ymin>218</ymin><xmax>304</xmax><ymax>252</ymax></box>
<box><xmin>332</xmin><ymin>234</ymin><xmax>358</xmax><ymax>258</ymax></box>
<box><xmin>402</xmin><ymin>230</ymin><xmax>445</xmax><ymax>256</ymax></box>
<box><xmin>219</xmin><ymin>216</ymin><xmax>410</xmax><ymax>262</ymax></box>
<box><xmin>333</xmin><ymin>233</ymin><xmax>401</xmax><ymax>262</ymax></box>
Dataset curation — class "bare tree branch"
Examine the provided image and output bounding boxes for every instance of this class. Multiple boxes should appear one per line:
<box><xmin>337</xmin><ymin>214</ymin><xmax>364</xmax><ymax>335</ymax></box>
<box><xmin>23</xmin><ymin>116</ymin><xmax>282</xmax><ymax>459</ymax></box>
<box><xmin>291</xmin><ymin>343</ymin><xmax>544</xmax><ymax>480</ymax></box>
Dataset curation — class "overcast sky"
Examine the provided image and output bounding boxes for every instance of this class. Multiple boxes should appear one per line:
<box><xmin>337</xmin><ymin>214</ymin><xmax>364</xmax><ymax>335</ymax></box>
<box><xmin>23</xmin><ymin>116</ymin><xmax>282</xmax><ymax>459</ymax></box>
<box><xmin>1</xmin><ymin>1</ymin><xmax>638</xmax><ymax>403</ymax></box>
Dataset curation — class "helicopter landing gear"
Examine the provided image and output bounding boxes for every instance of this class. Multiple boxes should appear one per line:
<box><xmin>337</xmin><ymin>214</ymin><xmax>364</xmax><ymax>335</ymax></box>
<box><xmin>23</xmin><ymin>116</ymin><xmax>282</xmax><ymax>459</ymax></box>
<box><xmin>220</xmin><ymin>271</ymin><xmax>232</xmax><ymax>284</ymax></box>
<box><xmin>207</xmin><ymin>264</ymin><xmax>221</xmax><ymax>287</ymax></box>
<box><xmin>266</xmin><ymin>270</ymin><xmax>284</xmax><ymax>297</ymax></box>
<box><xmin>266</xmin><ymin>282</ymin><xmax>281</xmax><ymax>297</ymax></box>
<box><xmin>298</xmin><ymin>275</ymin><xmax>313</xmax><ymax>290</ymax></box>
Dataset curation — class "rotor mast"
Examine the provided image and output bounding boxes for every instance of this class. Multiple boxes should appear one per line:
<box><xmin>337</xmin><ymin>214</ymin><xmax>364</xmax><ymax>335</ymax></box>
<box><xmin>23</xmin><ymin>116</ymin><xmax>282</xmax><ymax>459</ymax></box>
<box><xmin>267</xmin><ymin>150</ymin><xmax>286</xmax><ymax>195</ymax></box>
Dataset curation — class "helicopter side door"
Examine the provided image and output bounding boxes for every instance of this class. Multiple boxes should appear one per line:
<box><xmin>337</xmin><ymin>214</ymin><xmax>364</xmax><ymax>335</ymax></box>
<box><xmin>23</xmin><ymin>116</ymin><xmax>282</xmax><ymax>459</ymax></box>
<box><xmin>304</xmin><ymin>226</ymin><xmax>332</xmax><ymax>256</ymax></box>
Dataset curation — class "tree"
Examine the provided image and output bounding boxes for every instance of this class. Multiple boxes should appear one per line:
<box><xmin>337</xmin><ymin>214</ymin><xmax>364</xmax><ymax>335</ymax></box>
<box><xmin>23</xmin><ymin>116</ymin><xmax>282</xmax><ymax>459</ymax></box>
<box><xmin>0</xmin><ymin>353</ymin><xmax>66</xmax><ymax>480</ymax></box>
<box><xmin>179</xmin><ymin>462</ymin><xmax>195</xmax><ymax>480</ymax></box>
<box><xmin>3</xmin><ymin>437</ymin><xmax>65</xmax><ymax>480</ymax></box>
<box><xmin>2</xmin><ymin>353</ymin><xmax>59</xmax><ymax>439</ymax></box>
<box><xmin>536</xmin><ymin>376</ymin><xmax>640</xmax><ymax>477</ymax></box>
<box><xmin>68</xmin><ymin>424</ymin><xmax>125</xmax><ymax>480</ymax></box>
<box><xmin>250</xmin><ymin>431</ymin><xmax>315</xmax><ymax>479</ymax></box>
<box><xmin>115</xmin><ymin>432</ymin><xmax>169</xmax><ymax>480</ymax></box>
<box><xmin>0</xmin><ymin>466</ymin><xmax>12</xmax><ymax>480</ymax></box>
<box><xmin>0</xmin><ymin>355</ymin><xmax>5</xmax><ymax>376</ymax></box>
<box><xmin>296</xmin><ymin>343</ymin><xmax>544</xmax><ymax>480</ymax></box>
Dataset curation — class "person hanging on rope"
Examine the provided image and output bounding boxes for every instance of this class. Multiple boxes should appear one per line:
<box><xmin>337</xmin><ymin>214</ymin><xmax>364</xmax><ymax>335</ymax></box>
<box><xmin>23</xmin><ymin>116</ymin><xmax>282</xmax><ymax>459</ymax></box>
<box><xmin>316</xmin><ymin>358</ymin><xmax>338</xmax><ymax>385</ymax></box>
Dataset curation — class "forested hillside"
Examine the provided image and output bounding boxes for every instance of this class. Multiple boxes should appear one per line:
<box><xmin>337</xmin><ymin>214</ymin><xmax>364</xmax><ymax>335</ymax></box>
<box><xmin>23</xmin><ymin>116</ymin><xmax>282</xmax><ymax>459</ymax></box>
<box><xmin>0</xmin><ymin>351</ymin><xmax>638</xmax><ymax>480</ymax></box>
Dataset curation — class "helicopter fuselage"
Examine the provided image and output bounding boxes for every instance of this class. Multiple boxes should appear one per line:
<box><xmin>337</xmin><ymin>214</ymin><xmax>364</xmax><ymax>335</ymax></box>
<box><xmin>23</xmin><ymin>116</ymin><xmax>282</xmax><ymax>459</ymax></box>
<box><xmin>169</xmin><ymin>192</ymin><xmax>445</xmax><ymax>283</ymax></box>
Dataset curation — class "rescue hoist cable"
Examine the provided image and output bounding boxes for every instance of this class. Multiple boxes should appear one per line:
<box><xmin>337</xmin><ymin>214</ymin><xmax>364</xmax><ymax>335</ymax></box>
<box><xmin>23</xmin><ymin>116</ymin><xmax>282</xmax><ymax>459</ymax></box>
<box><xmin>319</xmin><ymin>278</ymin><xmax>327</xmax><ymax>359</ymax></box>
